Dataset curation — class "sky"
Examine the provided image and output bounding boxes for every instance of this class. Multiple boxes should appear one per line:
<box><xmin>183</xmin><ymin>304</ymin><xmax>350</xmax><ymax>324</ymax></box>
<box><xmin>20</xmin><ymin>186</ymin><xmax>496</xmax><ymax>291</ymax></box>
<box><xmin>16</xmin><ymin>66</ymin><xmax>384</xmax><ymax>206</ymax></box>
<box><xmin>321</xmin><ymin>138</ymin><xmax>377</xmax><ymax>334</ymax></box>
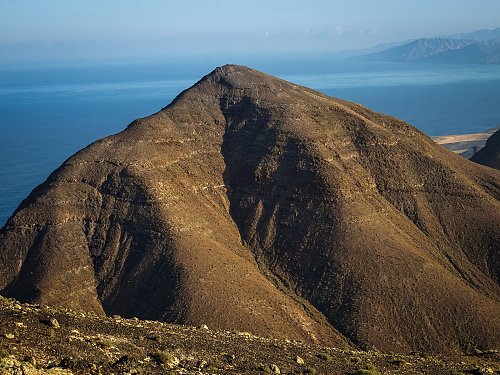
<box><xmin>1</xmin><ymin>0</ymin><xmax>500</xmax><ymax>63</ymax></box>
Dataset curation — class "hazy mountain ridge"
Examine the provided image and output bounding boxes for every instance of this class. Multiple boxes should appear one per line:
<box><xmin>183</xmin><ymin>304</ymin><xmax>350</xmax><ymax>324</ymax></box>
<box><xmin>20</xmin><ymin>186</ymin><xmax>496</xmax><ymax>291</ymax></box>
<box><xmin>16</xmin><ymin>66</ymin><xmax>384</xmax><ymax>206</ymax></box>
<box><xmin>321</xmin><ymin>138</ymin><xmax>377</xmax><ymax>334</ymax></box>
<box><xmin>0</xmin><ymin>65</ymin><xmax>499</xmax><ymax>354</ymax></box>
<box><xmin>354</xmin><ymin>27</ymin><xmax>500</xmax><ymax>63</ymax></box>
<box><xmin>443</xmin><ymin>27</ymin><xmax>500</xmax><ymax>41</ymax></box>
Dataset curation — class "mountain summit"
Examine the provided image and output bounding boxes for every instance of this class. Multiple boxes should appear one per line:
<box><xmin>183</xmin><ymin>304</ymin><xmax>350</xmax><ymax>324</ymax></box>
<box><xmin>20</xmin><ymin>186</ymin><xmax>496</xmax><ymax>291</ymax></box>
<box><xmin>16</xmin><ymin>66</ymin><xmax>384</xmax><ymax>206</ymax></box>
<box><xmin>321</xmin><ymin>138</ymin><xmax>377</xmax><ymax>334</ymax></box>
<box><xmin>1</xmin><ymin>65</ymin><xmax>499</xmax><ymax>353</ymax></box>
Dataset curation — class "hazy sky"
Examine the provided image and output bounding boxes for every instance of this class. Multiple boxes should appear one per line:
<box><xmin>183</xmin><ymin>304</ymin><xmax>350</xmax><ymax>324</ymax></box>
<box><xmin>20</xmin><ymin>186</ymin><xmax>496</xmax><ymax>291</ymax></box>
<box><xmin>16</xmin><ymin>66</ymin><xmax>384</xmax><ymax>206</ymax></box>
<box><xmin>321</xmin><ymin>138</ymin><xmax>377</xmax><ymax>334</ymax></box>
<box><xmin>1</xmin><ymin>0</ymin><xmax>499</xmax><ymax>63</ymax></box>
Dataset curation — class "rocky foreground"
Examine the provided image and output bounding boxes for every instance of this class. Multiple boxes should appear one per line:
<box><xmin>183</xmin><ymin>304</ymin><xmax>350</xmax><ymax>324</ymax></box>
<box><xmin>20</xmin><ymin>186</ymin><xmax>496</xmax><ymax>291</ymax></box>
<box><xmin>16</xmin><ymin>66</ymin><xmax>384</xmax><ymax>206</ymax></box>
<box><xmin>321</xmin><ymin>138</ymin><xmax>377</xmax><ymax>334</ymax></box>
<box><xmin>0</xmin><ymin>296</ymin><xmax>498</xmax><ymax>375</ymax></box>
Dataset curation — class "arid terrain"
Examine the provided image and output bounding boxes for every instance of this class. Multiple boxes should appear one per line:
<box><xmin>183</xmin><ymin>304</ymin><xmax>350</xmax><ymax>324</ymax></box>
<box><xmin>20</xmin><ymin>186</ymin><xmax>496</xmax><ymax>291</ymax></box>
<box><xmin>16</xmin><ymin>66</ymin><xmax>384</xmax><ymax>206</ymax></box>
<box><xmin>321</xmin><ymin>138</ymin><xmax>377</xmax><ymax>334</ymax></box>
<box><xmin>0</xmin><ymin>65</ymin><xmax>499</xmax><ymax>365</ymax></box>
<box><xmin>1</xmin><ymin>296</ymin><xmax>499</xmax><ymax>374</ymax></box>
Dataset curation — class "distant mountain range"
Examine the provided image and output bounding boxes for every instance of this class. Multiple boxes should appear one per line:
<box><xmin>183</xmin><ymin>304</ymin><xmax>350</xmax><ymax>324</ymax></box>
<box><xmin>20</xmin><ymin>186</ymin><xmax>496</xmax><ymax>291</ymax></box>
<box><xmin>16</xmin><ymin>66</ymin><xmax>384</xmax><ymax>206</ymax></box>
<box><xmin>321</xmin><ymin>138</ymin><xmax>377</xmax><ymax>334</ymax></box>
<box><xmin>443</xmin><ymin>27</ymin><xmax>500</xmax><ymax>42</ymax></box>
<box><xmin>355</xmin><ymin>27</ymin><xmax>500</xmax><ymax>64</ymax></box>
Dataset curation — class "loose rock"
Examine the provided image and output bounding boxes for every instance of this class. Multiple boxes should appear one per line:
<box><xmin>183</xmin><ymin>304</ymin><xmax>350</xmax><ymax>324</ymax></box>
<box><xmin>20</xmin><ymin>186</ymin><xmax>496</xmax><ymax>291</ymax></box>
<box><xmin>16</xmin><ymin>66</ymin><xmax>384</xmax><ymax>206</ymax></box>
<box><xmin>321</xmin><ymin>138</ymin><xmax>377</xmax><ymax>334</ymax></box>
<box><xmin>295</xmin><ymin>355</ymin><xmax>305</xmax><ymax>365</ymax></box>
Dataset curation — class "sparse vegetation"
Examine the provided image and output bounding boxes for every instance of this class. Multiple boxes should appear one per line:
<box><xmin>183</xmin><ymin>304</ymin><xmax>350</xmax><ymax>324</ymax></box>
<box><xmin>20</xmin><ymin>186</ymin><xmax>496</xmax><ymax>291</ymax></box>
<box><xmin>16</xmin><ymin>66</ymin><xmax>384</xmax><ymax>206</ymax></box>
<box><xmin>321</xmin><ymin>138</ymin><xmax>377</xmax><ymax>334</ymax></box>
<box><xmin>221</xmin><ymin>352</ymin><xmax>235</xmax><ymax>363</ymax></box>
<box><xmin>150</xmin><ymin>349</ymin><xmax>177</xmax><ymax>366</ymax></box>
<box><xmin>353</xmin><ymin>362</ymin><xmax>380</xmax><ymax>375</ymax></box>
<box><xmin>388</xmin><ymin>355</ymin><xmax>407</xmax><ymax>366</ymax></box>
<box><xmin>0</xmin><ymin>296</ymin><xmax>498</xmax><ymax>374</ymax></box>
<box><xmin>256</xmin><ymin>364</ymin><xmax>275</xmax><ymax>373</ymax></box>
<box><xmin>350</xmin><ymin>356</ymin><xmax>362</xmax><ymax>364</ymax></box>
<box><xmin>316</xmin><ymin>352</ymin><xmax>332</xmax><ymax>361</ymax></box>
<box><xmin>40</xmin><ymin>317</ymin><xmax>60</xmax><ymax>329</ymax></box>
<box><xmin>96</xmin><ymin>337</ymin><xmax>113</xmax><ymax>349</ymax></box>
<box><xmin>303</xmin><ymin>366</ymin><xmax>317</xmax><ymax>374</ymax></box>
<box><xmin>464</xmin><ymin>367</ymin><xmax>496</xmax><ymax>375</ymax></box>
<box><xmin>472</xmin><ymin>348</ymin><xmax>500</xmax><ymax>355</ymax></box>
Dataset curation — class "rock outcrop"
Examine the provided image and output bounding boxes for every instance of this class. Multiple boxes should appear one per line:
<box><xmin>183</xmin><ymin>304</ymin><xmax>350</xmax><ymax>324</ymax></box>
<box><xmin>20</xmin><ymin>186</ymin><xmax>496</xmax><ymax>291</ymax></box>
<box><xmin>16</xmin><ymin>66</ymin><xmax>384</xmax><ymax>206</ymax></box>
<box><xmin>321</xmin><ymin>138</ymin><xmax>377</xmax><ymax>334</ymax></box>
<box><xmin>1</xmin><ymin>65</ymin><xmax>499</xmax><ymax>353</ymax></box>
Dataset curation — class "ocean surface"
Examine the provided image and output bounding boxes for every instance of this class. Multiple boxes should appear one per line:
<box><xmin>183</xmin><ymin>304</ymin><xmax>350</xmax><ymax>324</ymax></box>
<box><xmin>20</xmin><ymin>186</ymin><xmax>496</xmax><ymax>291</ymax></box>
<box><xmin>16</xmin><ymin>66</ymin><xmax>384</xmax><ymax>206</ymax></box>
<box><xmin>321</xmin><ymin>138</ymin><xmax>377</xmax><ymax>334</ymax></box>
<box><xmin>1</xmin><ymin>59</ymin><xmax>500</xmax><ymax>226</ymax></box>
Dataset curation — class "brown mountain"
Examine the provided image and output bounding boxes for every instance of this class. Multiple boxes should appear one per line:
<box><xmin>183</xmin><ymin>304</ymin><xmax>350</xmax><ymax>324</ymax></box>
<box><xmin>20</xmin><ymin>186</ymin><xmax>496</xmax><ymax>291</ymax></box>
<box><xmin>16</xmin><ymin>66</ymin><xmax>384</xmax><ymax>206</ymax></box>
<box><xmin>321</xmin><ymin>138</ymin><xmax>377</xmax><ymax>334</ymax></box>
<box><xmin>1</xmin><ymin>65</ymin><xmax>499</xmax><ymax>354</ymax></box>
<box><xmin>472</xmin><ymin>129</ymin><xmax>500</xmax><ymax>169</ymax></box>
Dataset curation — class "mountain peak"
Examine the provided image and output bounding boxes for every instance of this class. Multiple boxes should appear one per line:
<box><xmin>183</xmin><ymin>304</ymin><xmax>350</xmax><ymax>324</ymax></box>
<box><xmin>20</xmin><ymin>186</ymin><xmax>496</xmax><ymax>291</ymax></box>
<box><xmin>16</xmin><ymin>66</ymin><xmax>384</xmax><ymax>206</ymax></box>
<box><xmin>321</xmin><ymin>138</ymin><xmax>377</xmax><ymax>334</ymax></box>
<box><xmin>199</xmin><ymin>64</ymin><xmax>270</xmax><ymax>87</ymax></box>
<box><xmin>209</xmin><ymin>63</ymin><xmax>253</xmax><ymax>76</ymax></box>
<box><xmin>1</xmin><ymin>66</ymin><xmax>500</xmax><ymax>354</ymax></box>
<box><xmin>165</xmin><ymin>64</ymin><xmax>282</xmax><ymax>108</ymax></box>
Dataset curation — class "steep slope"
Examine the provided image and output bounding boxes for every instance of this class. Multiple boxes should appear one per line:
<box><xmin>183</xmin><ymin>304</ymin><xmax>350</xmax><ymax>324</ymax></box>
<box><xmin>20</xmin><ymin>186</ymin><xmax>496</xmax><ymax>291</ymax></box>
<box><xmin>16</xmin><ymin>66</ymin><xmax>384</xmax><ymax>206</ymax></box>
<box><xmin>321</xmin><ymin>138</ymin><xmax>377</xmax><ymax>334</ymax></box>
<box><xmin>471</xmin><ymin>129</ymin><xmax>500</xmax><ymax>169</ymax></box>
<box><xmin>1</xmin><ymin>65</ymin><xmax>499</xmax><ymax>353</ymax></box>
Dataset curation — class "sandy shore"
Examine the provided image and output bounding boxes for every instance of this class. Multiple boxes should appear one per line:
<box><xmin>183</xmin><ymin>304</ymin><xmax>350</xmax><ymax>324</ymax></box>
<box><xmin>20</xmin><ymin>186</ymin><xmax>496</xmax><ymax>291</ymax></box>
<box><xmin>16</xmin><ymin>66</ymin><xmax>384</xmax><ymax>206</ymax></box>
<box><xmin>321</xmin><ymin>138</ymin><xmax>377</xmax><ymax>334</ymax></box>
<box><xmin>432</xmin><ymin>127</ymin><xmax>498</xmax><ymax>158</ymax></box>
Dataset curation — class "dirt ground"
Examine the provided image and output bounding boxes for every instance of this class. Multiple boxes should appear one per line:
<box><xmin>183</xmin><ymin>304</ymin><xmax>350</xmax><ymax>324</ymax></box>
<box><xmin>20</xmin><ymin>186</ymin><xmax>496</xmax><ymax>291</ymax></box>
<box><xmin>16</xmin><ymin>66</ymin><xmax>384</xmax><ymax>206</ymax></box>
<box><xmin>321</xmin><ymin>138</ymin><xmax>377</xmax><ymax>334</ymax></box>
<box><xmin>0</xmin><ymin>296</ymin><xmax>498</xmax><ymax>374</ymax></box>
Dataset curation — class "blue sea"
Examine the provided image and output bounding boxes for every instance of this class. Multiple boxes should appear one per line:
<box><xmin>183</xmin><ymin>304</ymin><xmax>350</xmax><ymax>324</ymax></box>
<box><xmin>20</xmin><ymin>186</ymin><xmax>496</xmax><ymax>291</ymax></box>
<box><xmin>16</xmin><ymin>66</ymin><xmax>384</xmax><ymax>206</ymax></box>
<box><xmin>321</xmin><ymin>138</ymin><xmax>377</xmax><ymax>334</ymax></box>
<box><xmin>1</xmin><ymin>58</ymin><xmax>500</xmax><ymax>226</ymax></box>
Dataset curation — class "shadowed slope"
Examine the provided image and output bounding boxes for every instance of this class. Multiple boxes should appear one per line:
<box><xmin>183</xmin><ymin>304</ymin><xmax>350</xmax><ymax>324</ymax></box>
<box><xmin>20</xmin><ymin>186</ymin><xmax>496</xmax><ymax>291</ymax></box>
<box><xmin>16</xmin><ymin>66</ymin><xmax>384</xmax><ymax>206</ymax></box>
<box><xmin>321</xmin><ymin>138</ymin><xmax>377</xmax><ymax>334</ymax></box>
<box><xmin>1</xmin><ymin>65</ymin><xmax>499</xmax><ymax>353</ymax></box>
<box><xmin>472</xmin><ymin>129</ymin><xmax>500</xmax><ymax>169</ymax></box>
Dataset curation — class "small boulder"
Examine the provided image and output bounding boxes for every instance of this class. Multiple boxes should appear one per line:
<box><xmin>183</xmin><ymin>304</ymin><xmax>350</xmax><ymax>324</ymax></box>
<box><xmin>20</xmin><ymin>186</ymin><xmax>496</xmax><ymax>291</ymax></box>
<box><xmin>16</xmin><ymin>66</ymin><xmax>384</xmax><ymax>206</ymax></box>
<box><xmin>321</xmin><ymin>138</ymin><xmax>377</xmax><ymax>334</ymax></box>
<box><xmin>295</xmin><ymin>356</ymin><xmax>304</xmax><ymax>365</ymax></box>
<box><xmin>270</xmin><ymin>363</ymin><xmax>281</xmax><ymax>374</ymax></box>
<box><xmin>49</xmin><ymin>318</ymin><xmax>60</xmax><ymax>329</ymax></box>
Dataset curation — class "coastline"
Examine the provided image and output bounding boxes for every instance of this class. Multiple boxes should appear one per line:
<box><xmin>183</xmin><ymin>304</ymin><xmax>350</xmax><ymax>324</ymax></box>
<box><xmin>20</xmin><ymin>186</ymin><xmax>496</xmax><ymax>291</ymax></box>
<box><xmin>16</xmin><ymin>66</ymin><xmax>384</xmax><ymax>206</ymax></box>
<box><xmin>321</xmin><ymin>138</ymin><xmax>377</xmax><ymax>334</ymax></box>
<box><xmin>432</xmin><ymin>127</ymin><xmax>499</xmax><ymax>158</ymax></box>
